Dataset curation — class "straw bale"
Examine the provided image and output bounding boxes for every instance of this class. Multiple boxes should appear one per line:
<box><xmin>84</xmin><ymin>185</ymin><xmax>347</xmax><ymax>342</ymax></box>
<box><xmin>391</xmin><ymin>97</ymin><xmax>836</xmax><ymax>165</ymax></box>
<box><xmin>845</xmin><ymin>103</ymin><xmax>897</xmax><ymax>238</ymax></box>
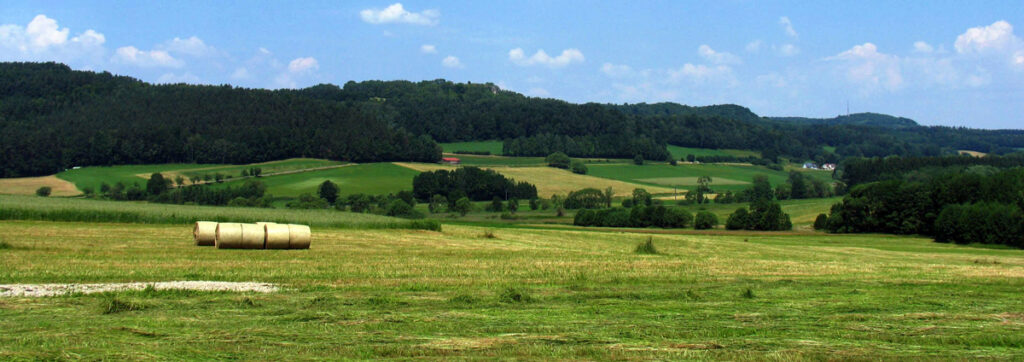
<box><xmin>216</xmin><ymin>223</ymin><xmax>243</xmax><ymax>249</ymax></box>
<box><xmin>264</xmin><ymin>223</ymin><xmax>291</xmax><ymax>249</ymax></box>
<box><xmin>287</xmin><ymin>224</ymin><xmax>312</xmax><ymax>249</ymax></box>
<box><xmin>193</xmin><ymin>221</ymin><xmax>218</xmax><ymax>246</ymax></box>
<box><xmin>240</xmin><ymin>223</ymin><xmax>266</xmax><ymax>249</ymax></box>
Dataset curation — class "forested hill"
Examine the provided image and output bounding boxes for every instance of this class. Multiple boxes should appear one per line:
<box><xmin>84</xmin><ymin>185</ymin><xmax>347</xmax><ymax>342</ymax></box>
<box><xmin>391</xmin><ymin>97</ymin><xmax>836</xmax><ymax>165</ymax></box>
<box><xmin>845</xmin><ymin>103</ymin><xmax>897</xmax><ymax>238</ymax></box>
<box><xmin>768</xmin><ymin>113</ymin><xmax>919</xmax><ymax>129</ymax></box>
<box><xmin>0</xmin><ymin>62</ymin><xmax>440</xmax><ymax>177</ymax></box>
<box><xmin>3</xmin><ymin>62</ymin><xmax>1024</xmax><ymax>178</ymax></box>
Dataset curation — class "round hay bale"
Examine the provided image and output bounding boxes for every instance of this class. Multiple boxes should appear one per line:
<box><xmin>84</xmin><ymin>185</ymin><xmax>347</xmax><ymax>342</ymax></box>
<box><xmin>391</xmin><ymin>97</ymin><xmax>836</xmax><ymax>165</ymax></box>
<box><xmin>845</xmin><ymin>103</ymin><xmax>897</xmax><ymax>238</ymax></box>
<box><xmin>287</xmin><ymin>224</ymin><xmax>311</xmax><ymax>249</ymax></box>
<box><xmin>255</xmin><ymin>222</ymin><xmax>277</xmax><ymax>226</ymax></box>
<box><xmin>215</xmin><ymin>223</ymin><xmax>243</xmax><ymax>249</ymax></box>
<box><xmin>194</xmin><ymin>221</ymin><xmax>217</xmax><ymax>246</ymax></box>
<box><xmin>240</xmin><ymin>223</ymin><xmax>266</xmax><ymax>249</ymax></box>
<box><xmin>264</xmin><ymin>223</ymin><xmax>291</xmax><ymax>249</ymax></box>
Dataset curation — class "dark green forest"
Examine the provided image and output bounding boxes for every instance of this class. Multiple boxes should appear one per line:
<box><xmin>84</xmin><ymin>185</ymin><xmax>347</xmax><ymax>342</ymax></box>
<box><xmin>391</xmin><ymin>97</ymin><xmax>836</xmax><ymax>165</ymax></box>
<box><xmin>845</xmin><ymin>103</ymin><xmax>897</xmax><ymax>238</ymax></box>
<box><xmin>4</xmin><ymin>62</ymin><xmax>1024</xmax><ymax>178</ymax></box>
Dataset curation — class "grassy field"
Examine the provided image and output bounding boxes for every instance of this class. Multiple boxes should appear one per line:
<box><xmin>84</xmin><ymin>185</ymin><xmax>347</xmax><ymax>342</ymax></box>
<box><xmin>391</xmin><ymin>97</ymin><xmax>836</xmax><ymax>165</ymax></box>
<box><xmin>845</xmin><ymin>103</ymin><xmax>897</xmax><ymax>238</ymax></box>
<box><xmin>672</xmin><ymin>197</ymin><xmax>841</xmax><ymax>229</ymax></box>
<box><xmin>396</xmin><ymin>163</ymin><xmax>676</xmax><ymax>197</ymax></box>
<box><xmin>668</xmin><ymin>145</ymin><xmax>760</xmax><ymax>159</ymax></box>
<box><xmin>212</xmin><ymin>163</ymin><xmax>419</xmax><ymax>198</ymax></box>
<box><xmin>0</xmin><ymin>194</ymin><xmax>438</xmax><ymax>230</ymax></box>
<box><xmin>441</xmin><ymin>141</ymin><xmax>504</xmax><ymax>155</ymax></box>
<box><xmin>588</xmin><ymin>163</ymin><xmax>787</xmax><ymax>192</ymax></box>
<box><xmin>448</xmin><ymin>155</ymin><xmax>547</xmax><ymax>167</ymax></box>
<box><xmin>1</xmin><ymin>220</ymin><xmax>1022</xmax><ymax>359</ymax></box>
<box><xmin>171</xmin><ymin>158</ymin><xmax>345</xmax><ymax>180</ymax></box>
<box><xmin>57</xmin><ymin>163</ymin><xmax>213</xmax><ymax>192</ymax></box>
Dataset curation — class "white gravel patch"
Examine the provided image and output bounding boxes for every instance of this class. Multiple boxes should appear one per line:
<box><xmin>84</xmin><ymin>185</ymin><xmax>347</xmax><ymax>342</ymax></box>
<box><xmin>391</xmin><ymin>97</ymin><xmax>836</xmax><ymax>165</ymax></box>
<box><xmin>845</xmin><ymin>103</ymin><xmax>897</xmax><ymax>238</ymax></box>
<box><xmin>0</xmin><ymin>281</ymin><xmax>278</xmax><ymax>297</ymax></box>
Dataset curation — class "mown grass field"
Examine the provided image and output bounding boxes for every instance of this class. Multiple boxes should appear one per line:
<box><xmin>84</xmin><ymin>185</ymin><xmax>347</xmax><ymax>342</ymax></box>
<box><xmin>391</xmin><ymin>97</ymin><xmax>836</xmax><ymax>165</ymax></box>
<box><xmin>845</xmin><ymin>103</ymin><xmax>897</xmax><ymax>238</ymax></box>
<box><xmin>0</xmin><ymin>175</ymin><xmax>81</xmax><ymax>196</ymax></box>
<box><xmin>440</xmin><ymin>141</ymin><xmax>504</xmax><ymax>155</ymax></box>
<box><xmin>396</xmin><ymin>163</ymin><xmax>676</xmax><ymax>197</ymax></box>
<box><xmin>588</xmin><ymin>163</ymin><xmax>781</xmax><ymax>192</ymax></box>
<box><xmin>212</xmin><ymin>163</ymin><xmax>418</xmax><ymax>198</ymax></box>
<box><xmin>57</xmin><ymin>163</ymin><xmax>213</xmax><ymax>192</ymax></box>
<box><xmin>1</xmin><ymin>220</ymin><xmax>1022</xmax><ymax>359</ymax></box>
<box><xmin>171</xmin><ymin>158</ymin><xmax>345</xmax><ymax>180</ymax></box>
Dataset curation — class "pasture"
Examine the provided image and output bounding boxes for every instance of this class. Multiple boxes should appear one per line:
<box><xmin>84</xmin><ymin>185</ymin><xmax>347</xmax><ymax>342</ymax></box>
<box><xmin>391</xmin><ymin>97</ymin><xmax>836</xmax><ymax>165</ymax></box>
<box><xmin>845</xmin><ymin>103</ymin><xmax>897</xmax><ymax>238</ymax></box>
<box><xmin>588</xmin><ymin>163</ymin><xmax>787</xmax><ymax>192</ymax></box>
<box><xmin>1</xmin><ymin>220</ymin><xmax>1022</xmax><ymax>359</ymax></box>
<box><xmin>395</xmin><ymin>163</ymin><xmax>677</xmax><ymax>197</ymax></box>
<box><xmin>211</xmin><ymin>163</ymin><xmax>419</xmax><ymax>198</ymax></box>
<box><xmin>668</xmin><ymin>145</ymin><xmax>760</xmax><ymax>159</ymax></box>
<box><xmin>0</xmin><ymin>175</ymin><xmax>80</xmax><ymax>196</ymax></box>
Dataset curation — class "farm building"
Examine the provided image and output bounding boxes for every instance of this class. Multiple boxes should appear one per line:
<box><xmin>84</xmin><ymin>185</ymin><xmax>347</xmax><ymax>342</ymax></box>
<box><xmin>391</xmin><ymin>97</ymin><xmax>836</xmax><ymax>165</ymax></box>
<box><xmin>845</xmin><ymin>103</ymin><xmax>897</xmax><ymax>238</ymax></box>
<box><xmin>441</xmin><ymin>157</ymin><xmax>461</xmax><ymax>165</ymax></box>
<box><xmin>822</xmin><ymin>163</ymin><xmax>836</xmax><ymax>170</ymax></box>
<box><xmin>802</xmin><ymin>162</ymin><xmax>818</xmax><ymax>169</ymax></box>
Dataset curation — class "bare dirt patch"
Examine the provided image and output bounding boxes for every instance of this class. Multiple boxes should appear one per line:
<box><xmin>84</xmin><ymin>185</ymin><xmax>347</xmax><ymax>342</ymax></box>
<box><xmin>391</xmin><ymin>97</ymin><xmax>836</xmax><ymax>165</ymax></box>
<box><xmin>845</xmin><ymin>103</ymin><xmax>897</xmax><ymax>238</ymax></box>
<box><xmin>0</xmin><ymin>175</ymin><xmax>81</xmax><ymax>196</ymax></box>
<box><xmin>0</xmin><ymin>281</ymin><xmax>278</xmax><ymax>297</ymax></box>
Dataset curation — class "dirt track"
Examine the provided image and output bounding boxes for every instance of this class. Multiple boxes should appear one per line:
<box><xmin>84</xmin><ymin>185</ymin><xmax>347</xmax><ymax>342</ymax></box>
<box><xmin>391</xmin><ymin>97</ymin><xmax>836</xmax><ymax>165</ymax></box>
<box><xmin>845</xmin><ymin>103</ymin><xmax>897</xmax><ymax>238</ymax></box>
<box><xmin>0</xmin><ymin>281</ymin><xmax>278</xmax><ymax>297</ymax></box>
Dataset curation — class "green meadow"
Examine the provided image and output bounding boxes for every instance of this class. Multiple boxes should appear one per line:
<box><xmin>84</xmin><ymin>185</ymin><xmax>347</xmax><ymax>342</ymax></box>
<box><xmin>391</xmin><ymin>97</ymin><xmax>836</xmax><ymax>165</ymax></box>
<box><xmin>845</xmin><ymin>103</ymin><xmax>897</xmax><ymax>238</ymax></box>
<box><xmin>668</xmin><ymin>145</ymin><xmax>760</xmax><ymax>159</ymax></box>
<box><xmin>212</xmin><ymin>163</ymin><xmax>420</xmax><ymax>198</ymax></box>
<box><xmin>440</xmin><ymin>140</ymin><xmax>505</xmax><ymax>155</ymax></box>
<box><xmin>1</xmin><ymin>220</ymin><xmax>1022</xmax><ymax>359</ymax></box>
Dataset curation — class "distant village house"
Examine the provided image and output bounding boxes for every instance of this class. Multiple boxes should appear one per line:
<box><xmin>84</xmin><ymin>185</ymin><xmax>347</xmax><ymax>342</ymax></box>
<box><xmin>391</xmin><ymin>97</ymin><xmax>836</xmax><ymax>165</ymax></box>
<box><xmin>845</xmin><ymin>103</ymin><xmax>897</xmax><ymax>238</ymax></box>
<box><xmin>441</xmin><ymin>157</ymin><xmax>461</xmax><ymax>165</ymax></box>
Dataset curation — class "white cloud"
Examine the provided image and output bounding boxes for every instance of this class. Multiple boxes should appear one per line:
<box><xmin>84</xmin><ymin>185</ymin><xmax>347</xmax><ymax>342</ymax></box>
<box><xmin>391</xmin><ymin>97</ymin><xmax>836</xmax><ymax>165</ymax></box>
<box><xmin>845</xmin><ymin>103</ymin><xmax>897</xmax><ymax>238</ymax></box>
<box><xmin>360</xmin><ymin>3</ymin><xmax>439</xmax><ymax>26</ymax></box>
<box><xmin>420</xmin><ymin>44</ymin><xmax>436</xmax><ymax>54</ymax></box>
<box><xmin>756</xmin><ymin>73</ymin><xmax>788</xmax><ymax>88</ymax></box>
<box><xmin>442</xmin><ymin>55</ymin><xmax>463</xmax><ymax>68</ymax></box>
<box><xmin>525</xmin><ymin>75</ymin><xmax>545</xmax><ymax>83</ymax></box>
<box><xmin>0</xmin><ymin>14</ymin><xmax>105</xmax><ymax>61</ymax></box>
<box><xmin>508</xmin><ymin>48</ymin><xmax>584</xmax><ymax>68</ymax></box>
<box><xmin>25</xmin><ymin>14</ymin><xmax>68</xmax><ymax>48</ymax></box>
<box><xmin>160</xmin><ymin>36</ymin><xmax>217</xmax><ymax>57</ymax></box>
<box><xmin>745</xmin><ymin>40</ymin><xmax>763</xmax><ymax>53</ymax></box>
<box><xmin>826</xmin><ymin>42</ymin><xmax>903</xmax><ymax>92</ymax></box>
<box><xmin>698</xmin><ymin>44</ymin><xmax>741</xmax><ymax>64</ymax></box>
<box><xmin>667</xmin><ymin>63</ymin><xmax>736</xmax><ymax>85</ymax></box>
<box><xmin>913</xmin><ymin>41</ymin><xmax>934</xmax><ymax>53</ymax></box>
<box><xmin>600</xmin><ymin>62</ymin><xmax>633</xmax><ymax>77</ymax></box>
<box><xmin>779</xmin><ymin>16</ymin><xmax>798</xmax><ymax>38</ymax></box>
<box><xmin>112</xmin><ymin>46</ymin><xmax>184</xmax><ymax>68</ymax></box>
<box><xmin>774</xmin><ymin>43</ymin><xmax>800</xmax><ymax>57</ymax></box>
<box><xmin>287</xmin><ymin>57</ymin><xmax>318</xmax><ymax>73</ymax></box>
<box><xmin>955</xmin><ymin>20</ymin><xmax>1018</xmax><ymax>54</ymax></box>
<box><xmin>1015</xmin><ymin>51</ymin><xmax>1024</xmax><ymax>66</ymax></box>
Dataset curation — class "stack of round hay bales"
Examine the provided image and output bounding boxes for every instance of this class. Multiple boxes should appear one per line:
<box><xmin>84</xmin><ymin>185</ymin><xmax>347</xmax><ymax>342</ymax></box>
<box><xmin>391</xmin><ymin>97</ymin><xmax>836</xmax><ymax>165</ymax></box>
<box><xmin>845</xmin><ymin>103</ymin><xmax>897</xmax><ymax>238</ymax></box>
<box><xmin>196</xmin><ymin>221</ymin><xmax>311</xmax><ymax>250</ymax></box>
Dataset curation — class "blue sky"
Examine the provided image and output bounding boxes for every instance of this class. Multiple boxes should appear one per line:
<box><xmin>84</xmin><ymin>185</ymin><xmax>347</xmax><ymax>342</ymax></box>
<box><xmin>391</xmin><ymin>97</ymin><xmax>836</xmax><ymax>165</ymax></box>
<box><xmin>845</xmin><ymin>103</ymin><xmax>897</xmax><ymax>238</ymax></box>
<box><xmin>2</xmin><ymin>1</ymin><xmax>1022</xmax><ymax>128</ymax></box>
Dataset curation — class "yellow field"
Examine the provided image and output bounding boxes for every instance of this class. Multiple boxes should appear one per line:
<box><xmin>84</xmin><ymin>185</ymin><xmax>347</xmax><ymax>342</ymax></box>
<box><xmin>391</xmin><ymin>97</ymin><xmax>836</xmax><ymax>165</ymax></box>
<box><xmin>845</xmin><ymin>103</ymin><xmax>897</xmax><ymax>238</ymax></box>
<box><xmin>0</xmin><ymin>175</ymin><xmax>81</xmax><ymax>196</ymax></box>
<box><xmin>394</xmin><ymin>163</ymin><xmax>677</xmax><ymax>197</ymax></box>
<box><xmin>958</xmin><ymin>150</ymin><xmax>987</xmax><ymax>157</ymax></box>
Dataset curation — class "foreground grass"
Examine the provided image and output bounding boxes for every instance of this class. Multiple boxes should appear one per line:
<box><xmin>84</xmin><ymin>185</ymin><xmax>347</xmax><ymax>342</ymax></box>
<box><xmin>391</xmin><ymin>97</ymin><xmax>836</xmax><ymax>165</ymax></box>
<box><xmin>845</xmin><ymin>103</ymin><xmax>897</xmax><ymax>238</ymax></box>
<box><xmin>0</xmin><ymin>195</ymin><xmax>439</xmax><ymax>231</ymax></box>
<box><xmin>1</xmin><ymin>220</ymin><xmax>1022</xmax><ymax>359</ymax></box>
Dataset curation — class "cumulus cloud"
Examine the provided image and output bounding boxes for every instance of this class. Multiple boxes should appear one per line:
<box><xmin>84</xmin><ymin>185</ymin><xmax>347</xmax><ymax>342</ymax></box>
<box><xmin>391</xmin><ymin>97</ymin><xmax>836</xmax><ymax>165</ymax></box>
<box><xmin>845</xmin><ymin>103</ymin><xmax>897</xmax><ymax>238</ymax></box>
<box><xmin>667</xmin><ymin>63</ymin><xmax>737</xmax><ymax>86</ymax></box>
<box><xmin>360</xmin><ymin>3</ymin><xmax>439</xmax><ymax>26</ymax></box>
<box><xmin>287</xmin><ymin>57</ymin><xmax>318</xmax><ymax>73</ymax></box>
<box><xmin>160</xmin><ymin>36</ymin><xmax>217</xmax><ymax>57</ymax></box>
<box><xmin>508</xmin><ymin>48</ymin><xmax>584</xmax><ymax>68</ymax></box>
<box><xmin>698</xmin><ymin>45</ymin><xmax>741</xmax><ymax>64</ymax></box>
<box><xmin>442</xmin><ymin>55</ymin><xmax>463</xmax><ymax>68</ymax></box>
<box><xmin>231</xmin><ymin>67</ymin><xmax>251</xmax><ymax>80</ymax></box>
<box><xmin>955</xmin><ymin>20</ymin><xmax>1018</xmax><ymax>54</ymax></box>
<box><xmin>826</xmin><ymin>42</ymin><xmax>903</xmax><ymax>92</ymax></box>
<box><xmin>111</xmin><ymin>46</ymin><xmax>184</xmax><ymax>68</ymax></box>
<box><xmin>0</xmin><ymin>14</ymin><xmax>105</xmax><ymax>62</ymax></box>
<box><xmin>913</xmin><ymin>41</ymin><xmax>934</xmax><ymax>53</ymax></box>
<box><xmin>779</xmin><ymin>16</ymin><xmax>798</xmax><ymax>38</ymax></box>
<box><xmin>420</xmin><ymin>44</ymin><xmax>436</xmax><ymax>54</ymax></box>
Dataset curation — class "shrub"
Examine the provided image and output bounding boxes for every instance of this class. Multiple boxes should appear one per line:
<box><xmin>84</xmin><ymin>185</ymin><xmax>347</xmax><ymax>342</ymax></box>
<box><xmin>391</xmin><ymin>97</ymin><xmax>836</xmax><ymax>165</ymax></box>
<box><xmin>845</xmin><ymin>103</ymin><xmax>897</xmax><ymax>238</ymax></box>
<box><xmin>428</xmin><ymin>194</ymin><xmax>447</xmax><ymax>213</ymax></box>
<box><xmin>487</xmin><ymin>196</ymin><xmax>504</xmax><ymax>212</ymax></box>
<box><xmin>633</xmin><ymin>154</ymin><xmax>644</xmax><ymax>165</ymax></box>
<box><xmin>102</xmin><ymin>298</ymin><xmax>144</xmax><ymax>314</ymax></box>
<box><xmin>564</xmin><ymin>188</ymin><xmax>605</xmax><ymax>209</ymax></box>
<box><xmin>694</xmin><ymin>211</ymin><xmax>718</xmax><ymax>230</ymax></box>
<box><xmin>813</xmin><ymin>213</ymin><xmax>829</xmax><ymax>230</ymax></box>
<box><xmin>726</xmin><ymin>208</ymin><xmax>750</xmax><ymax>230</ymax></box>
<box><xmin>287</xmin><ymin>193</ymin><xmax>330</xmax><ymax>209</ymax></box>
<box><xmin>386</xmin><ymin>200</ymin><xmax>423</xmax><ymax>219</ymax></box>
<box><xmin>528</xmin><ymin>198</ymin><xmax>539</xmax><ymax>210</ymax></box>
<box><xmin>318</xmin><ymin>180</ymin><xmax>339</xmax><ymax>204</ymax></box>
<box><xmin>453</xmin><ymin>197</ymin><xmax>472</xmax><ymax>216</ymax></box>
<box><xmin>35</xmin><ymin>186</ymin><xmax>51</xmax><ymax>197</ymax></box>
<box><xmin>545</xmin><ymin>152</ymin><xmax>571</xmax><ymax>169</ymax></box>
<box><xmin>634</xmin><ymin>237</ymin><xmax>658</xmax><ymax>254</ymax></box>
<box><xmin>570</xmin><ymin>160</ymin><xmax>588</xmax><ymax>174</ymax></box>
<box><xmin>498</xmin><ymin>287</ymin><xmax>533</xmax><ymax>303</ymax></box>
<box><xmin>507</xmin><ymin>198</ymin><xmax>519</xmax><ymax>213</ymax></box>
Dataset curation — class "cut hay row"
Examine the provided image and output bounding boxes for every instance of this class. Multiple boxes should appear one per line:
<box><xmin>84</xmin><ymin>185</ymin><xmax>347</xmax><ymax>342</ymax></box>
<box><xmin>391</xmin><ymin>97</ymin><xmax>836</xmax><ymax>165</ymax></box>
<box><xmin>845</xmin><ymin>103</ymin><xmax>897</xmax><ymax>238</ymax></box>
<box><xmin>197</xmin><ymin>221</ymin><xmax>311</xmax><ymax>249</ymax></box>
